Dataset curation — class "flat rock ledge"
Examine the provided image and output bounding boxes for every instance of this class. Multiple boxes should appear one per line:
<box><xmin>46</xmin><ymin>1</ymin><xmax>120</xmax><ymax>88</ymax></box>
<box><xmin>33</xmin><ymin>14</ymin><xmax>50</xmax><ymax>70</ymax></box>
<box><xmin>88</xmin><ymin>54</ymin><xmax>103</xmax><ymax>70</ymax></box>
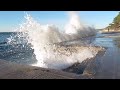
<box><xmin>0</xmin><ymin>59</ymin><xmax>92</xmax><ymax>79</ymax></box>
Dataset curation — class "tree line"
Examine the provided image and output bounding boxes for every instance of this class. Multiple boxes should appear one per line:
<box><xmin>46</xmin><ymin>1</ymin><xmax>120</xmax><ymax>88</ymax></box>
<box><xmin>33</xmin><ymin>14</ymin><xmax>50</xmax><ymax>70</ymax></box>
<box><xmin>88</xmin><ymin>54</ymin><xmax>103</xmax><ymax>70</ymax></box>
<box><xmin>107</xmin><ymin>12</ymin><xmax>120</xmax><ymax>31</ymax></box>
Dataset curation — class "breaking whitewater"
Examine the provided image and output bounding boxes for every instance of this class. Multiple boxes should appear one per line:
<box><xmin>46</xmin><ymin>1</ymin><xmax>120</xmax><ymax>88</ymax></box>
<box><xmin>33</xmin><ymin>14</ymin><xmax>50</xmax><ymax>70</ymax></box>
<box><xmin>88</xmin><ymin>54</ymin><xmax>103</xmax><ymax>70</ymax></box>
<box><xmin>3</xmin><ymin>12</ymin><xmax>105</xmax><ymax>71</ymax></box>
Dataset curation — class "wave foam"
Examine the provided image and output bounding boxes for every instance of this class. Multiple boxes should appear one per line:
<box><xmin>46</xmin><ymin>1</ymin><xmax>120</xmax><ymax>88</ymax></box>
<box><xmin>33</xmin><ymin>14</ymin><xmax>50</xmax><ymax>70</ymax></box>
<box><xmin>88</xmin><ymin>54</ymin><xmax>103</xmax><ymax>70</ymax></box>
<box><xmin>7</xmin><ymin>12</ymin><xmax>102</xmax><ymax>70</ymax></box>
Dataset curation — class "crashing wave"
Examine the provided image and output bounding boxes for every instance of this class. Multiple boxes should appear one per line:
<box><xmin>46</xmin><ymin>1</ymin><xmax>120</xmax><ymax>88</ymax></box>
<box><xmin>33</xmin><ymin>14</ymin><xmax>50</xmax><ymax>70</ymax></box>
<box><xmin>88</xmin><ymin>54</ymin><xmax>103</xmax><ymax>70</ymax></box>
<box><xmin>7</xmin><ymin>12</ymin><xmax>103</xmax><ymax>70</ymax></box>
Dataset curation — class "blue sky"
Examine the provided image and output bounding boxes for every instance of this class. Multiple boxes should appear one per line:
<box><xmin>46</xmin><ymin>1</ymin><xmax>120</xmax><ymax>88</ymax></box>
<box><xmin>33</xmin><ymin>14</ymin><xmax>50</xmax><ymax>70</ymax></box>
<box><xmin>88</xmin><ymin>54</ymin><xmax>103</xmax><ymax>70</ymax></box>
<box><xmin>0</xmin><ymin>11</ymin><xmax>119</xmax><ymax>32</ymax></box>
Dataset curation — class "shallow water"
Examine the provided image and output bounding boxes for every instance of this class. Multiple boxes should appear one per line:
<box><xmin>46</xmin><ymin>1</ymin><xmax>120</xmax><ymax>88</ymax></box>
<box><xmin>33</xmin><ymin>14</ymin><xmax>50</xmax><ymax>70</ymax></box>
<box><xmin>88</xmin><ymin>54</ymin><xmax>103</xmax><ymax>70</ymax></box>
<box><xmin>64</xmin><ymin>33</ymin><xmax>120</xmax><ymax>78</ymax></box>
<box><xmin>91</xmin><ymin>33</ymin><xmax>120</xmax><ymax>79</ymax></box>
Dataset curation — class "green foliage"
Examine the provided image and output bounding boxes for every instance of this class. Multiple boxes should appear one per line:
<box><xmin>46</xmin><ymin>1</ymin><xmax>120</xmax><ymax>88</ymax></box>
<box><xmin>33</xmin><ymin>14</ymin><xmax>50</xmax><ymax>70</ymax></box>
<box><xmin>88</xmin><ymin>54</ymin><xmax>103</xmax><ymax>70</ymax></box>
<box><xmin>107</xmin><ymin>12</ymin><xmax>120</xmax><ymax>30</ymax></box>
<box><xmin>113</xmin><ymin>12</ymin><xmax>120</xmax><ymax>25</ymax></box>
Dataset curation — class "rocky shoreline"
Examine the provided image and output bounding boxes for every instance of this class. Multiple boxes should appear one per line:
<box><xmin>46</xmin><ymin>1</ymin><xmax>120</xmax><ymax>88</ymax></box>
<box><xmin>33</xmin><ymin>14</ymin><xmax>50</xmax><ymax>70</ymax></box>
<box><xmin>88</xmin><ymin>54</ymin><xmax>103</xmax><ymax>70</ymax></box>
<box><xmin>0</xmin><ymin>59</ymin><xmax>96</xmax><ymax>79</ymax></box>
<box><xmin>99</xmin><ymin>29</ymin><xmax>120</xmax><ymax>34</ymax></box>
<box><xmin>0</xmin><ymin>46</ymin><xmax>106</xmax><ymax>79</ymax></box>
<box><xmin>63</xmin><ymin>49</ymin><xmax>106</xmax><ymax>75</ymax></box>
<box><xmin>0</xmin><ymin>59</ymin><xmax>77</xmax><ymax>79</ymax></box>
<box><xmin>0</xmin><ymin>34</ymin><xmax>107</xmax><ymax>79</ymax></box>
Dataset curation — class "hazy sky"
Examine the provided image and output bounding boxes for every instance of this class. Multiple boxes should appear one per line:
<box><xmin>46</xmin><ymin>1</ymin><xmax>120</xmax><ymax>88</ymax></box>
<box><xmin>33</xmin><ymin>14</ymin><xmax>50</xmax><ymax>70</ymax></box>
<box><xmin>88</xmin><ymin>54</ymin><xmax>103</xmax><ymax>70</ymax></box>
<box><xmin>0</xmin><ymin>11</ymin><xmax>119</xmax><ymax>32</ymax></box>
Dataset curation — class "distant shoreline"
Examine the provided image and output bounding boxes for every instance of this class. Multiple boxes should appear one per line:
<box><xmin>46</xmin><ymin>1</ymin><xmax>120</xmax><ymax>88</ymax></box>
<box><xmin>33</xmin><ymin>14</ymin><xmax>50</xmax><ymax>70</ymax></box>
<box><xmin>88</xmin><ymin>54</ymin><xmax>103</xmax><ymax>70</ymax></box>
<box><xmin>101</xmin><ymin>31</ymin><xmax>120</xmax><ymax>34</ymax></box>
<box><xmin>99</xmin><ymin>29</ymin><xmax>120</xmax><ymax>34</ymax></box>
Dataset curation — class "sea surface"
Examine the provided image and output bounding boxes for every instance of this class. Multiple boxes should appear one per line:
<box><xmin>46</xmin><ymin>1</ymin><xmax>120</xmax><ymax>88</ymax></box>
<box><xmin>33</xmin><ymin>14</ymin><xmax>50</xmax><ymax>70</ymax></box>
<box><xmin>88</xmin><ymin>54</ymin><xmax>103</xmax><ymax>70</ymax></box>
<box><xmin>0</xmin><ymin>32</ymin><xmax>96</xmax><ymax>68</ymax></box>
<box><xmin>0</xmin><ymin>32</ymin><xmax>37</xmax><ymax>65</ymax></box>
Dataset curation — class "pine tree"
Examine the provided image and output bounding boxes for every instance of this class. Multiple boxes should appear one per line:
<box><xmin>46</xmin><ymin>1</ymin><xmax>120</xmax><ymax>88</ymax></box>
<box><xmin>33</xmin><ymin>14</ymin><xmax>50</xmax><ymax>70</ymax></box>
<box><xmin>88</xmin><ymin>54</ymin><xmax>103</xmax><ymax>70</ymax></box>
<box><xmin>107</xmin><ymin>12</ymin><xmax>120</xmax><ymax>31</ymax></box>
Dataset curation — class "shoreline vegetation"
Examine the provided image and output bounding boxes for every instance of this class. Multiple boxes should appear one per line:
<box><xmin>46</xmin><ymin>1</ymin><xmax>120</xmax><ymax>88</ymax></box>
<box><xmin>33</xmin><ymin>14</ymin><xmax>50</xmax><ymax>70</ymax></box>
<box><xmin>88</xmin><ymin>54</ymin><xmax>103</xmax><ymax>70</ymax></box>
<box><xmin>101</xmin><ymin>12</ymin><xmax>120</xmax><ymax>33</ymax></box>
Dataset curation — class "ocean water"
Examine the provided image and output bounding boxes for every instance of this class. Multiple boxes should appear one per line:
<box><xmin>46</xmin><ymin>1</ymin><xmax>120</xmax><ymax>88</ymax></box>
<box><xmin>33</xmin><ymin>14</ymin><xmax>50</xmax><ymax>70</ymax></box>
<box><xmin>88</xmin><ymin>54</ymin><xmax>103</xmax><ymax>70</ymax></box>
<box><xmin>0</xmin><ymin>32</ymin><xmax>37</xmax><ymax>65</ymax></box>
<box><xmin>0</xmin><ymin>32</ymin><xmax>105</xmax><ymax>70</ymax></box>
<box><xmin>0</xmin><ymin>12</ymin><xmax>105</xmax><ymax>70</ymax></box>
